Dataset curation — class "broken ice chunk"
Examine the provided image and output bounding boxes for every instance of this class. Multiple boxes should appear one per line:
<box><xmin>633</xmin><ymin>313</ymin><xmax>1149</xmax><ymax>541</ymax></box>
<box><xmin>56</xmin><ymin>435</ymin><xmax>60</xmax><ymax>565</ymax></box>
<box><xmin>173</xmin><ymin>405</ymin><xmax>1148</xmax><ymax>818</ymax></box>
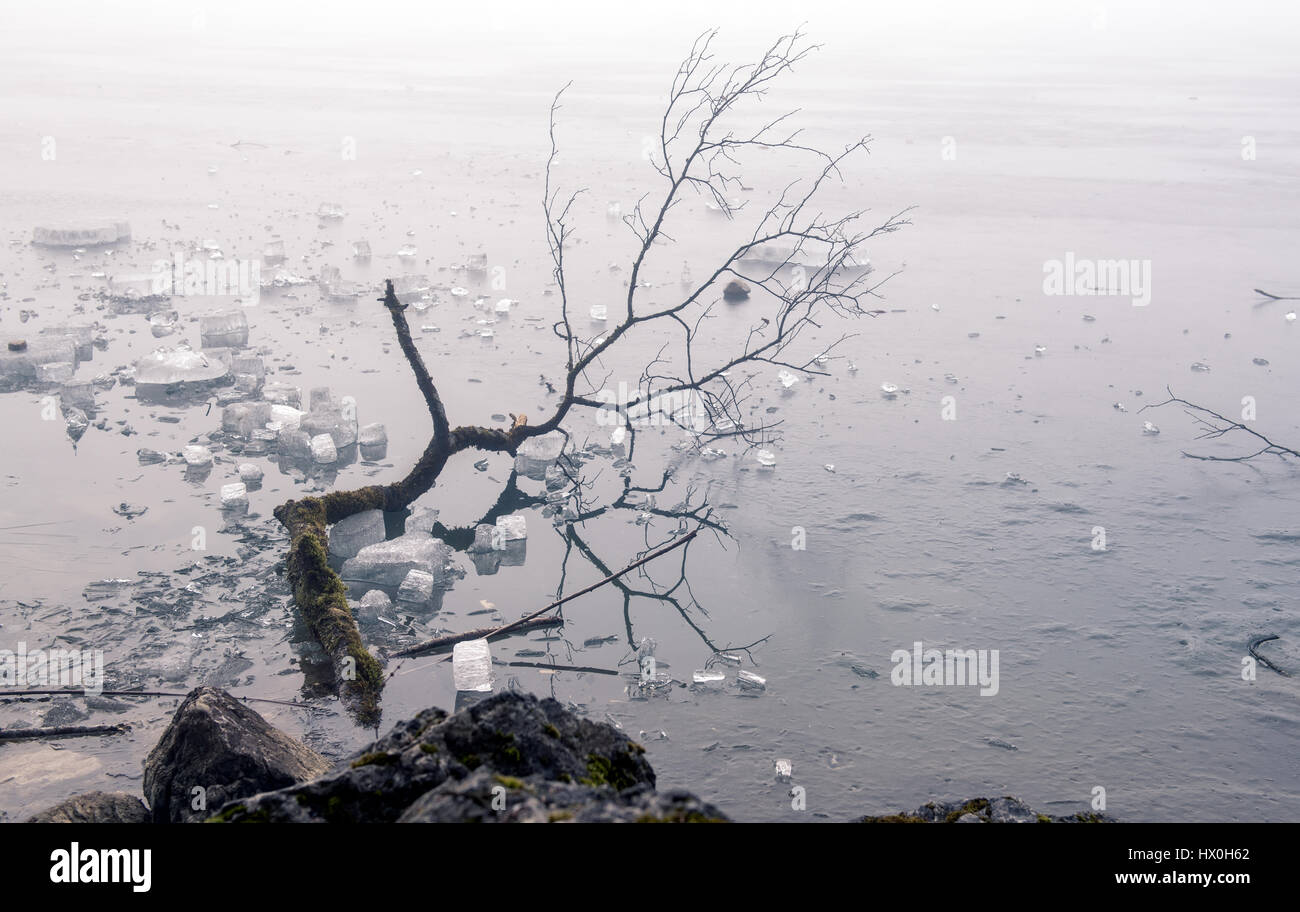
<box><xmin>220</xmin><ymin>482</ymin><xmax>248</xmax><ymax>510</ymax></box>
<box><xmin>397</xmin><ymin>569</ymin><xmax>435</xmax><ymax>603</ymax></box>
<box><xmin>359</xmin><ymin>423</ymin><xmax>387</xmax><ymax>448</ymax></box>
<box><xmin>328</xmin><ymin>509</ymin><xmax>386</xmax><ymax>560</ymax></box>
<box><xmin>262</xmin><ymin>381</ymin><xmax>302</xmax><ymax>408</ymax></box>
<box><xmin>1142</xmin><ymin>421</ymin><xmax>1160</xmax><ymax>435</ymax></box>
<box><xmin>0</xmin><ymin>337</ymin><xmax>78</xmax><ymax>387</ymax></box>
<box><xmin>692</xmin><ymin>669</ymin><xmax>725</xmax><ymax>686</ymax></box>
<box><xmin>200</xmin><ymin>310</ymin><xmax>249</xmax><ymax>348</ymax></box>
<box><xmin>777</xmin><ymin>369</ymin><xmax>798</xmax><ymax>389</ymax></box>
<box><xmin>183</xmin><ymin>445</ymin><xmax>213</xmax><ymax>467</ymax></box>
<box><xmin>317</xmin><ymin>202</ymin><xmax>346</xmax><ymax>220</ymax></box>
<box><xmin>310</xmin><ymin>433</ymin><xmax>338</xmax><ymax>464</ymax></box>
<box><xmin>237</xmin><ymin>463</ymin><xmax>264</xmax><ymax>484</ymax></box>
<box><xmin>36</xmin><ymin>361</ymin><xmax>75</xmax><ymax>384</ymax></box>
<box><xmin>514</xmin><ymin>432</ymin><xmax>566</xmax><ymax>480</ymax></box>
<box><xmin>452</xmin><ymin>639</ymin><xmax>493</xmax><ymax>692</ymax></box>
<box><xmin>277</xmin><ymin>429</ymin><xmax>313</xmax><ymax>462</ymax></box>
<box><xmin>352</xmin><ymin>239</ymin><xmax>371</xmax><ymax>259</ymax></box>
<box><xmin>354</xmin><ymin>589</ymin><xmax>391</xmax><ymax>620</ymax></box>
<box><xmin>590</xmin><ymin>305</ymin><xmax>608</xmax><ymax>322</ymax></box>
<box><xmin>881</xmin><ymin>382</ymin><xmax>899</xmax><ymax>398</ymax></box>
<box><xmin>755</xmin><ymin>449</ymin><xmax>776</xmax><ymax>467</ymax></box>
<box><xmin>737</xmin><ymin>669</ymin><xmax>767</xmax><ymax>690</ymax></box>
<box><xmin>340</xmin><ymin>531</ymin><xmax>460</xmax><ymax>588</ymax></box>
<box><xmin>32</xmin><ymin>219</ymin><xmax>130</xmax><ymax>248</ymax></box>
<box><xmin>495</xmin><ymin>514</ymin><xmax>526</xmax><ymax>546</ymax></box>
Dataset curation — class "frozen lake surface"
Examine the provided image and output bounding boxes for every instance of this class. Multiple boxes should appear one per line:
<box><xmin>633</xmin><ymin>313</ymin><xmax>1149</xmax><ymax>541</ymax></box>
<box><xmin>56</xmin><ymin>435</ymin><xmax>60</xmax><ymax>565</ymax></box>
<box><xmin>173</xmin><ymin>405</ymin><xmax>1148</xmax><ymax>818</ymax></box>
<box><xmin>1</xmin><ymin>7</ymin><xmax>1298</xmax><ymax>821</ymax></box>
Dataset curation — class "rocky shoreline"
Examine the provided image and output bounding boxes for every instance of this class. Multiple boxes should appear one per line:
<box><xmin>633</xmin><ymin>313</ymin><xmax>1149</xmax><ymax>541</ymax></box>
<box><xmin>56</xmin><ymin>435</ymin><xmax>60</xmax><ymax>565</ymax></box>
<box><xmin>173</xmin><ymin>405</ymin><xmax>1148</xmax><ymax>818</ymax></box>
<box><xmin>25</xmin><ymin>687</ymin><xmax>1112</xmax><ymax>823</ymax></box>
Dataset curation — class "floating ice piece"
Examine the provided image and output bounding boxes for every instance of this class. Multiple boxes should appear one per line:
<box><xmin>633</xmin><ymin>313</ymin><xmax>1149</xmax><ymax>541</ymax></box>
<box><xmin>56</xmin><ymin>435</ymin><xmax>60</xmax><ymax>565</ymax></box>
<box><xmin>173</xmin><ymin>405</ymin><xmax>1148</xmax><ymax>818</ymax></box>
<box><xmin>692</xmin><ymin>669</ymin><xmax>726</xmax><ymax>685</ymax></box>
<box><xmin>220</xmin><ymin>482</ymin><xmax>248</xmax><ymax>510</ymax></box>
<box><xmin>310</xmin><ymin>433</ymin><xmax>338</xmax><ymax>464</ymax></box>
<box><xmin>1190</xmin><ymin>362</ymin><xmax>1211</xmax><ymax>372</ymax></box>
<box><xmin>352</xmin><ymin>239</ymin><xmax>371</xmax><ymax>259</ymax></box>
<box><xmin>355</xmin><ymin>589</ymin><xmax>391</xmax><ymax>620</ymax></box>
<box><xmin>397</xmin><ymin>568</ymin><xmax>435</xmax><ymax>603</ymax></box>
<box><xmin>301</xmin><ymin>405</ymin><xmax>357</xmax><ymax>448</ymax></box>
<box><xmin>714</xmin><ymin>652</ymin><xmax>743</xmax><ymax>666</ymax></box>
<box><xmin>262</xmin><ymin>381</ymin><xmax>301</xmax><ymax>407</ymax></box>
<box><xmin>183</xmin><ymin>445</ymin><xmax>213</xmax><ymax>467</ymax></box>
<box><xmin>64</xmin><ymin>407</ymin><xmax>89</xmax><ymax>441</ymax></box>
<box><xmin>137</xmin><ymin>448</ymin><xmax>169</xmax><ymax>465</ymax></box>
<box><xmin>317</xmin><ymin>202</ymin><xmax>346</xmax><ymax>220</ymax></box>
<box><xmin>589</xmin><ymin>304</ymin><xmax>608</xmax><ymax>322</ymax></box>
<box><xmin>200</xmin><ymin>310</ymin><xmax>248</xmax><ymax>348</ymax></box>
<box><xmin>774</xmin><ymin>759</ymin><xmax>793</xmax><ymax>780</ymax></box>
<box><xmin>36</xmin><ymin>361</ymin><xmax>75</xmax><ymax>384</ymax></box>
<box><xmin>396</xmin><ymin>243</ymin><xmax>417</xmax><ymax>257</ymax></box>
<box><xmin>1113</xmin><ymin>402</ymin><xmax>1127</xmax><ymax>412</ymax></box>
<box><xmin>0</xmin><ymin>337</ymin><xmax>78</xmax><ymax>385</ymax></box>
<box><xmin>737</xmin><ymin>670</ymin><xmax>767</xmax><ymax>690</ymax></box>
<box><xmin>453</xmin><ymin>639</ymin><xmax>493</xmax><ymax>692</ymax></box>
<box><xmin>755</xmin><ymin>449</ymin><xmax>777</xmax><ymax>467</ymax></box>
<box><xmin>32</xmin><ymin>219</ymin><xmax>130</xmax><ymax>248</ymax></box>
<box><xmin>40</xmin><ymin>324</ymin><xmax>95</xmax><ymax>359</ymax></box>
<box><xmin>881</xmin><ymin>382</ymin><xmax>899</xmax><ymax>398</ymax></box>
<box><xmin>277</xmin><ymin>429</ymin><xmax>313</xmax><ymax>462</ymax></box>
<box><xmin>340</xmin><ymin>531</ymin><xmax>459</xmax><ymax>588</ymax></box>
<box><xmin>494</xmin><ymin>298</ymin><xmax>513</xmax><ymax>315</ymax></box>
<box><xmin>824</xmin><ymin>464</ymin><xmax>836</xmax><ymax>472</ymax></box>
<box><xmin>222</xmin><ymin>401</ymin><xmax>272</xmax><ymax>437</ymax></box>
<box><xmin>1142</xmin><ymin>421</ymin><xmax>1160</xmax><ymax>436</ymax></box>
<box><xmin>514</xmin><ymin>432</ymin><xmax>566</xmax><ymax>480</ymax></box>
<box><xmin>495</xmin><ymin>514</ymin><xmax>527</xmax><ymax>545</ymax></box>
<box><xmin>450</xmin><ymin>286</ymin><xmax>468</xmax><ymax>297</ymax></box>
<box><xmin>610</xmin><ymin>425</ymin><xmax>626</xmax><ymax>447</ymax></box>
<box><xmin>329</xmin><ymin>509</ymin><xmax>386</xmax><ymax>559</ymax></box>
<box><xmin>777</xmin><ymin>369</ymin><xmax>798</xmax><ymax>389</ymax></box>
<box><xmin>1287</xmin><ymin>312</ymin><xmax>1297</xmax><ymax>322</ymax></box>
<box><xmin>262</xmin><ymin>239</ymin><xmax>286</xmax><ymax>264</ymax></box>
<box><xmin>1034</xmin><ymin>345</ymin><xmax>1047</xmax><ymax>356</ymax></box>
<box><xmin>269</xmin><ymin>404</ymin><xmax>304</xmax><ymax>432</ymax></box>
<box><xmin>237</xmin><ymin>463</ymin><xmax>264</xmax><ymax>484</ymax></box>
<box><xmin>359</xmin><ymin>423</ymin><xmax>387</xmax><ymax>448</ymax></box>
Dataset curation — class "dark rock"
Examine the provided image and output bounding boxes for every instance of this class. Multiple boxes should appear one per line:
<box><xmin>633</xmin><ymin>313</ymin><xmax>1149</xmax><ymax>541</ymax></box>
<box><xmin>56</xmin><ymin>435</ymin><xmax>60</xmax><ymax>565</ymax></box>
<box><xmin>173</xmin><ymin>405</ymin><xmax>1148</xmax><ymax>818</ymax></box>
<box><xmin>722</xmin><ymin>279</ymin><xmax>751</xmax><ymax>301</ymax></box>
<box><xmin>857</xmin><ymin>796</ymin><xmax>1116</xmax><ymax>823</ymax></box>
<box><xmin>210</xmin><ymin>692</ymin><xmax>726</xmax><ymax>823</ymax></box>
<box><xmin>27</xmin><ymin>792</ymin><xmax>150</xmax><ymax>824</ymax></box>
<box><xmin>143</xmin><ymin>686</ymin><xmax>330</xmax><ymax>823</ymax></box>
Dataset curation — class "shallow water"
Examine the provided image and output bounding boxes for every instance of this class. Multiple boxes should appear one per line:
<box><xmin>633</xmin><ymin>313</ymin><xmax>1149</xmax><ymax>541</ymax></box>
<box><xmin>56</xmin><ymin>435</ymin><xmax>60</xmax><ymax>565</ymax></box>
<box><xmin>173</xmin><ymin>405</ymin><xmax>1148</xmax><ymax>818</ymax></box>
<box><xmin>1</xmin><ymin>7</ymin><xmax>1299</xmax><ymax>822</ymax></box>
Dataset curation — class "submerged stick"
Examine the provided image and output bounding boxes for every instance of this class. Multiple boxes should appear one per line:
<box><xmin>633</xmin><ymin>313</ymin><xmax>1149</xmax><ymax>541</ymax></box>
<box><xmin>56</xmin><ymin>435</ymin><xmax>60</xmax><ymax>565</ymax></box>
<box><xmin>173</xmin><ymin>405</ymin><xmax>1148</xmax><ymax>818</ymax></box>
<box><xmin>0</xmin><ymin>723</ymin><xmax>131</xmax><ymax>741</ymax></box>
<box><xmin>1249</xmin><ymin>634</ymin><xmax>1292</xmax><ymax>677</ymax></box>
<box><xmin>1254</xmin><ymin>288</ymin><xmax>1300</xmax><ymax>300</ymax></box>
<box><xmin>0</xmin><ymin>689</ymin><xmax>313</xmax><ymax>708</ymax></box>
<box><xmin>391</xmin><ymin>616</ymin><xmax>565</xmax><ymax>658</ymax></box>
<box><xmin>392</xmin><ymin>529</ymin><xmax>699</xmax><ymax>658</ymax></box>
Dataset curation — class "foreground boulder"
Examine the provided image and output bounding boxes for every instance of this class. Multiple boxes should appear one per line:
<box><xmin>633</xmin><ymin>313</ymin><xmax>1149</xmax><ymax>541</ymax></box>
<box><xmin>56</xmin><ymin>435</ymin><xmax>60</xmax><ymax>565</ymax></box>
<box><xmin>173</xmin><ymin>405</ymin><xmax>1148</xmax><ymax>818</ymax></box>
<box><xmin>858</xmin><ymin>796</ymin><xmax>1115</xmax><ymax>823</ymax></box>
<box><xmin>210</xmin><ymin>691</ymin><xmax>729</xmax><ymax>823</ymax></box>
<box><xmin>27</xmin><ymin>791</ymin><xmax>150</xmax><ymax>824</ymax></box>
<box><xmin>143</xmin><ymin>687</ymin><xmax>331</xmax><ymax>823</ymax></box>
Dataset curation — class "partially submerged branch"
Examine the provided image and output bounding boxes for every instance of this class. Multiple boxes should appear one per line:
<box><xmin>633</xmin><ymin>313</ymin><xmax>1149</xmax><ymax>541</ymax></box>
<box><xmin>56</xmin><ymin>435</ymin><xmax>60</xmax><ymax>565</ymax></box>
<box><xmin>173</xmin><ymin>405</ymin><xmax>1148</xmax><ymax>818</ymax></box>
<box><xmin>1140</xmin><ymin>388</ymin><xmax>1300</xmax><ymax>462</ymax></box>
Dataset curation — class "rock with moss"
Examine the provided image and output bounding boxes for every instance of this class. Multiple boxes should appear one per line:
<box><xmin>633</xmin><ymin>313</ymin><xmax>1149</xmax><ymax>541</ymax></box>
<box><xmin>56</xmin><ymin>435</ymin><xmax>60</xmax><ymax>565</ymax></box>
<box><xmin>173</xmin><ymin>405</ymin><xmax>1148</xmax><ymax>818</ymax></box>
<box><xmin>210</xmin><ymin>692</ymin><xmax>727</xmax><ymax>823</ymax></box>
<box><xmin>857</xmin><ymin>796</ymin><xmax>1116</xmax><ymax>823</ymax></box>
<box><xmin>143</xmin><ymin>686</ymin><xmax>331</xmax><ymax>823</ymax></box>
<box><xmin>27</xmin><ymin>791</ymin><xmax>151</xmax><ymax>824</ymax></box>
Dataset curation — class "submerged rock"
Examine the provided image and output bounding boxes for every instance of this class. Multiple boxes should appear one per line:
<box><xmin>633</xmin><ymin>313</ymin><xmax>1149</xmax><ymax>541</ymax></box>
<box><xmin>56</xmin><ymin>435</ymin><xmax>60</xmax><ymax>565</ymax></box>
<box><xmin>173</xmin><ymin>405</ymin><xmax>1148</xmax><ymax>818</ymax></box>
<box><xmin>857</xmin><ymin>796</ymin><xmax>1116</xmax><ymax>823</ymax></box>
<box><xmin>27</xmin><ymin>791</ymin><xmax>150</xmax><ymax>824</ymax></box>
<box><xmin>722</xmin><ymin>279</ymin><xmax>751</xmax><ymax>301</ymax></box>
<box><xmin>143</xmin><ymin>686</ymin><xmax>330</xmax><ymax>823</ymax></box>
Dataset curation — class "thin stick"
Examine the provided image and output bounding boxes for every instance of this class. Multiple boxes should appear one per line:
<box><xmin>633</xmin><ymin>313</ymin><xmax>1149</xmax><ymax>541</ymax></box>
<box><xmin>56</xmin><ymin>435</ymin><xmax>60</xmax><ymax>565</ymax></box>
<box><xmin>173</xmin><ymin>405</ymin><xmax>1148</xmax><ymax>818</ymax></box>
<box><xmin>1254</xmin><ymin>288</ymin><xmax>1300</xmax><ymax>300</ymax></box>
<box><xmin>0</xmin><ymin>689</ymin><xmax>313</xmax><ymax>709</ymax></box>
<box><xmin>391</xmin><ymin>529</ymin><xmax>698</xmax><ymax>659</ymax></box>
<box><xmin>0</xmin><ymin>723</ymin><xmax>131</xmax><ymax>741</ymax></box>
<box><xmin>390</xmin><ymin>616</ymin><xmax>565</xmax><ymax>658</ymax></box>
<box><xmin>1249</xmin><ymin>635</ymin><xmax>1292</xmax><ymax>677</ymax></box>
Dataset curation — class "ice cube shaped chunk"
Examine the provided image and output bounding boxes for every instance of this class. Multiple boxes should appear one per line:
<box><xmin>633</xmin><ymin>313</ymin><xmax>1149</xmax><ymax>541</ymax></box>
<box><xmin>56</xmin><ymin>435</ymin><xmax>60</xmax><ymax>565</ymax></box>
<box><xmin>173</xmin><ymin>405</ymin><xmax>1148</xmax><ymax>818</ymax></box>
<box><xmin>452</xmin><ymin>639</ymin><xmax>493</xmax><ymax>692</ymax></box>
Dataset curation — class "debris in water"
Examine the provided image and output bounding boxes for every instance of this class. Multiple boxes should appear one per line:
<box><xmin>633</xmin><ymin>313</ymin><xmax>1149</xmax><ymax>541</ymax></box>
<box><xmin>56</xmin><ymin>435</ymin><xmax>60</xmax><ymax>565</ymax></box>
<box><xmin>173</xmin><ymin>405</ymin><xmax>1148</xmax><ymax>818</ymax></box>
<box><xmin>452</xmin><ymin>639</ymin><xmax>493</xmax><ymax>692</ymax></box>
<box><xmin>1142</xmin><ymin>421</ymin><xmax>1160</xmax><ymax>435</ymax></box>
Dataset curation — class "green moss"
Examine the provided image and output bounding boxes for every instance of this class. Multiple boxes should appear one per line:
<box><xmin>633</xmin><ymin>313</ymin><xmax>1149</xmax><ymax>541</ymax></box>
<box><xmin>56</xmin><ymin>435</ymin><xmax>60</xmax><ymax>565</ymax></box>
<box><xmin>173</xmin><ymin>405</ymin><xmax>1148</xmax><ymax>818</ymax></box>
<box><xmin>1073</xmin><ymin>812</ymin><xmax>1106</xmax><ymax>823</ymax></box>
<box><xmin>636</xmin><ymin>811</ymin><xmax>727</xmax><ymax>823</ymax></box>
<box><xmin>556</xmin><ymin>772</ymin><xmax>572</xmax><ymax>783</ymax></box>
<box><xmin>547</xmin><ymin>811</ymin><xmax>573</xmax><ymax>822</ymax></box>
<box><xmin>1037</xmin><ymin>814</ymin><xmax>1052</xmax><ymax>823</ymax></box>
<box><xmin>493</xmin><ymin>731</ymin><xmax>522</xmax><ymax>765</ymax></box>
<box><xmin>460</xmin><ymin>754</ymin><xmax>482</xmax><ymax>770</ymax></box>
<box><xmin>493</xmin><ymin>774</ymin><xmax>525</xmax><ymax>790</ymax></box>
<box><xmin>419</xmin><ymin>742</ymin><xmax>440</xmax><ymax>755</ymax></box>
<box><xmin>944</xmin><ymin>798</ymin><xmax>990</xmax><ymax>823</ymax></box>
<box><xmin>204</xmin><ymin>804</ymin><xmax>247</xmax><ymax>823</ymax></box>
<box><xmin>860</xmin><ymin>814</ymin><xmax>927</xmax><ymax>823</ymax></box>
<box><xmin>543</xmin><ymin>723</ymin><xmax>561</xmax><ymax>739</ymax></box>
<box><xmin>580</xmin><ymin>751</ymin><xmax>641</xmax><ymax>791</ymax></box>
<box><xmin>350</xmin><ymin>751</ymin><xmax>399</xmax><ymax>769</ymax></box>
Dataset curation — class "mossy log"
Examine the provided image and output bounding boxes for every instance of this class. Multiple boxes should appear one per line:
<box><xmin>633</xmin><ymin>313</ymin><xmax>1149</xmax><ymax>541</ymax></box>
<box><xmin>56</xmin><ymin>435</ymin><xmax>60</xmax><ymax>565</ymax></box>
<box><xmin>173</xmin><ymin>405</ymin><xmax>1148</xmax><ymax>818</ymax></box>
<box><xmin>274</xmin><ymin>280</ymin><xmax>538</xmax><ymax>724</ymax></box>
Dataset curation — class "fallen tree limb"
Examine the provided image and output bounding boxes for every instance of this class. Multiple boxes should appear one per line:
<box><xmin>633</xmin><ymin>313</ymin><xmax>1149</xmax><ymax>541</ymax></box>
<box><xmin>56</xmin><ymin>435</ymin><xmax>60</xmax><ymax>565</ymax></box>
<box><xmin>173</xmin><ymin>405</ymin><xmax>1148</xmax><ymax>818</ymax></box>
<box><xmin>0</xmin><ymin>689</ymin><xmax>312</xmax><ymax>708</ymax></box>
<box><xmin>391</xmin><ymin>529</ymin><xmax>698</xmax><ymax>658</ymax></box>
<box><xmin>0</xmin><ymin>723</ymin><xmax>131</xmax><ymax>741</ymax></box>
<box><xmin>390</xmin><ymin>616</ymin><xmax>566</xmax><ymax>658</ymax></box>
<box><xmin>1254</xmin><ymin>288</ymin><xmax>1300</xmax><ymax>300</ymax></box>
<box><xmin>1249</xmin><ymin>634</ymin><xmax>1292</xmax><ymax>677</ymax></box>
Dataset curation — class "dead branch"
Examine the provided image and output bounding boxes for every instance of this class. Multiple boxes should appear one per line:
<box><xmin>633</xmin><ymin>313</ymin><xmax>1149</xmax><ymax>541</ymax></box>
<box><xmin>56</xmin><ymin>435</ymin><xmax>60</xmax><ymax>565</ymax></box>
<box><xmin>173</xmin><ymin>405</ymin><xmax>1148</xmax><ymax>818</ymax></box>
<box><xmin>0</xmin><ymin>723</ymin><xmax>131</xmax><ymax>741</ymax></box>
<box><xmin>1140</xmin><ymin>387</ymin><xmax>1300</xmax><ymax>462</ymax></box>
